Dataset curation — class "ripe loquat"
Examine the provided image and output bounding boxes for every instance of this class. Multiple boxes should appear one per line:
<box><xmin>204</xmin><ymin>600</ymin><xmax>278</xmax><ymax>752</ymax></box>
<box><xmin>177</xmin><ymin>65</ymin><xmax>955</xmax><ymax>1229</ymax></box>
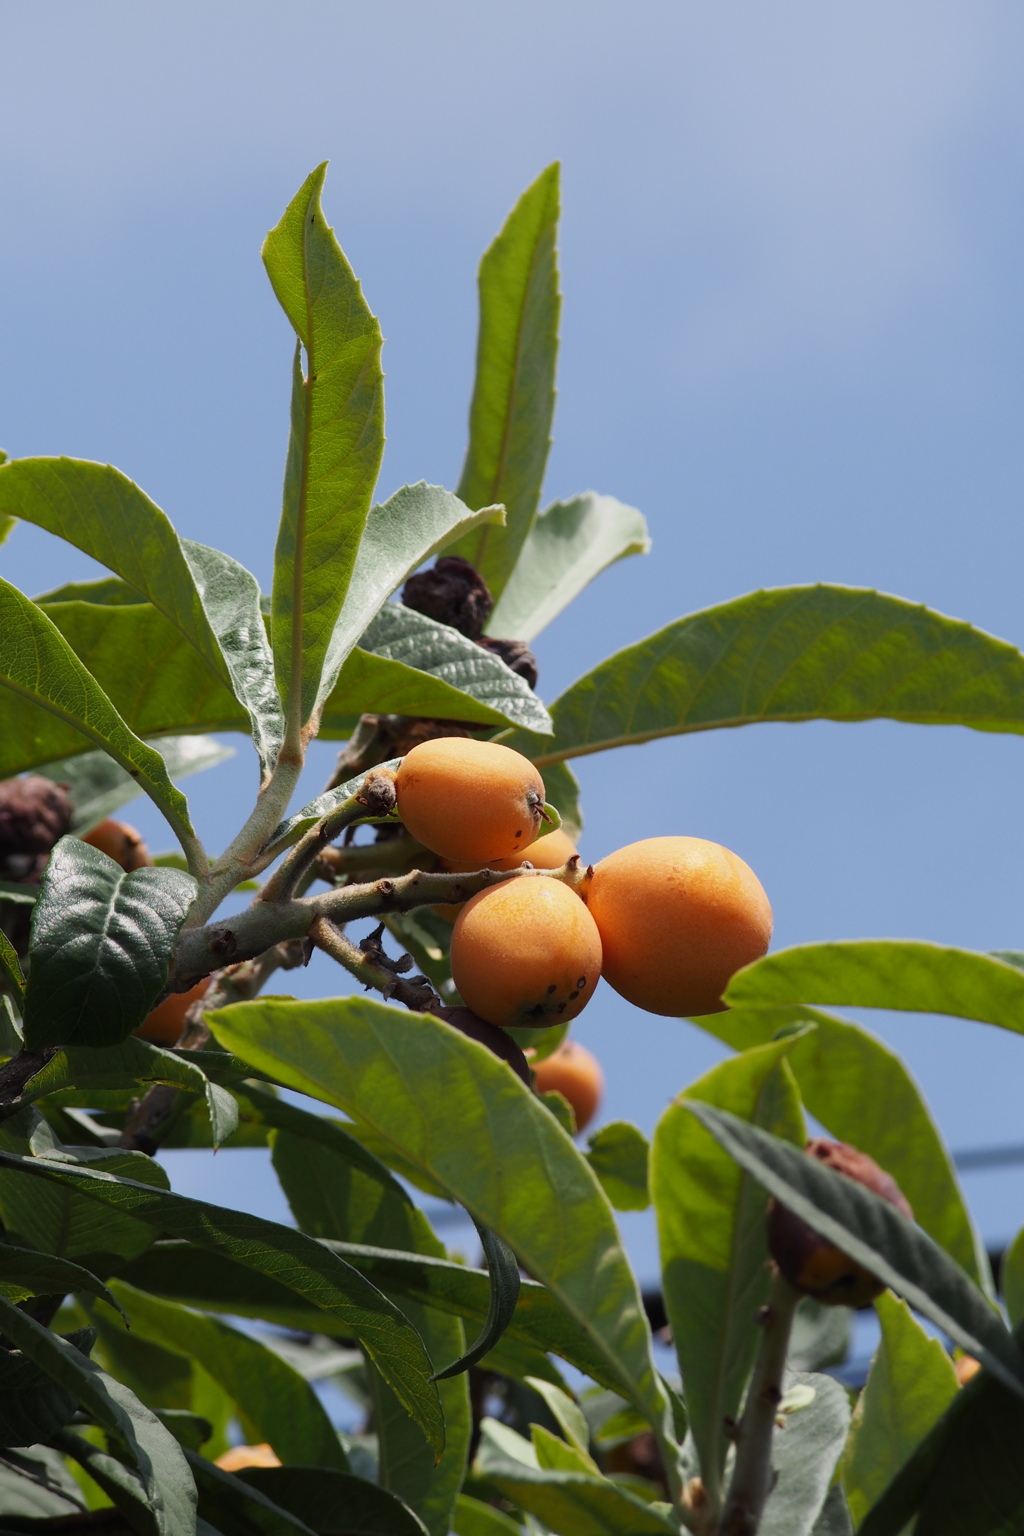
<box><xmin>450</xmin><ymin>877</ymin><xmax>601</xmax><ymax>1030</ymax></box>
<box><xmin>82</xmin><ymin>818</ymin><xmax>153</xmax><ymax>872</ymax></box>
<box><xmin>395</xmin><ymin>738</ymin><xmax>545</xmax><ymax>864</ymax></box>
<box><xmin>586</xmin><ymin>836</ymin><xmax>772</xmax><ymax>1017</ymax></box>
<box><xmin>433</xmin><ymin>826</ymin><xmax>578</xmax><ymax>921</ymax></box>
<box><xmin>135</xmin><ymin>978</ymin><xmax>210</xmax><ymax>1046</ymax></box>
<box><xmin>530</xmin><ymin>1039</ymin><xmax>603</xmax><ymax>1131</ymax></box>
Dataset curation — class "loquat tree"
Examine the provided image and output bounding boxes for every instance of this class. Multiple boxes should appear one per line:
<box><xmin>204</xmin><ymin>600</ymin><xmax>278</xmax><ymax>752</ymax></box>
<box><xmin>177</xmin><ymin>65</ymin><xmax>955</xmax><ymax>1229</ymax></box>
<box><xmin>0</xmin><ymin>160</ymin><xmax>1021</xmax><ymax>1536</ymax></box>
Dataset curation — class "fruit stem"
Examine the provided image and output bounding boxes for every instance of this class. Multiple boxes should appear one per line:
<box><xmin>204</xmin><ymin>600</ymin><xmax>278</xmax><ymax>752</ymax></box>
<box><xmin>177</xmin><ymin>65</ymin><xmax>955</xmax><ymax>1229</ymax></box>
<box><xmin>716</xmin><ymin>1269</ymin><xmax>800</xmax><ymax>1536</ymax></box>
<box><xmin>309</xmin><ymin>916</ymin><xmax>439</xmax><ymax>1011</ymax></box>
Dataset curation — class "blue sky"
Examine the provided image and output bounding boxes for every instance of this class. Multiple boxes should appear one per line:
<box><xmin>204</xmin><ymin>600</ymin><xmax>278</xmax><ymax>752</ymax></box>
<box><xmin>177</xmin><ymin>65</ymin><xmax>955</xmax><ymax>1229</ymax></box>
<box><xmin>4</xmin><ymin>2</ymin><xmax>1024</xmax><ymax>1279</ymax></box>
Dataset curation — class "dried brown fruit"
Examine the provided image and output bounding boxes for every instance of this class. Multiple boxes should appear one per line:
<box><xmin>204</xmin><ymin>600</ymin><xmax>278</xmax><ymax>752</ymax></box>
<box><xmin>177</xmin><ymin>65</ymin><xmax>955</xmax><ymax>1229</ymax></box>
<box><xmin>766</xmin><ymin>1138</ymin><xmax>912</xmax><ymax>1307</ymax></box>
<box><xmin>402</xmin><ymin>555</ymin><xmax>493</xmax><ymax>640</ymax></box>
<box><xmin>0</xmin><ymin>775</ymin><xmax>74</xmax><ymax>884</ymax></box>
<box><xmin>477</xmin><ymin>635</ymin><xmax>539</xmax><ymax>689</ymax></box>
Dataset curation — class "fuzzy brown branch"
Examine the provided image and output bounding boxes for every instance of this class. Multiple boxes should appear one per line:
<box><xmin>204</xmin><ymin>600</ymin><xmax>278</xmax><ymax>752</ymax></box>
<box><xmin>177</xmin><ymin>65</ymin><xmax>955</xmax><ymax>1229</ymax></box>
<box><xmin>309</xmin><ymin>916</ymin><xmax>439</xmax><ymax>1011</ymax></box>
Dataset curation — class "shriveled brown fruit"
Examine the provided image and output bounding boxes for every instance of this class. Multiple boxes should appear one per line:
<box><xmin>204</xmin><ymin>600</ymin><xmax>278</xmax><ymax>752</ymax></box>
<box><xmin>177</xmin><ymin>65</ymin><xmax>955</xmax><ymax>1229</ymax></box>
<box><xmin>216</xmin><ymin>1444</ymin><xmax>281</xmax><ymax>1472</ymax></box>
<box><xmin>402</xmin><ymin>555</ymin><xmax>493</xmax><ymax>640</ymax></box>
<box><xmin>435</xmin><ymin>1005</ymin><xmax>532</xmax><ymax>1086</ymax></box>
<box><xmin>0</xmin><ymin>775</ymin><xmax>74</xmax><ymax>880</ymax></box>
<box><xmin>767</xmin><ymin>1138</ymin><xmax>913</xmax><ymax>1307</ymax></box>
<box><xmin>477</xmin><ymin>635</ymin><xmax>539</xmax><ymax>689</ymax></box>
<box><xmin>82</xmin><ymin>818</ymin><xmax>153</xmax><ymax>872</ymax></box>
<box><xmin>530</xmin><ymin>1039</ymin><xmax>604</xmax><ymax>1132</ymax></box>
<box><xmin>135</xmin><ymin>978</ymin><xmax>210</xmax><ymax>1046</ymax></box>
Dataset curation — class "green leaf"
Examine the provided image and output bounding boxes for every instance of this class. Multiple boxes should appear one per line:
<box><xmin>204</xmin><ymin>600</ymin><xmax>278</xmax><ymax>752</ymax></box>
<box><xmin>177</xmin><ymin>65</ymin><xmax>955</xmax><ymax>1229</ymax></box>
<box><xmin>0</xmin><ymin>1145</ymin><xmax>170</xmax><ymax>1276</ymax></box>
<box><xmin>263</xmin><ymin>164</ymin><xmax>385</xmax><ymax>729</ymax></box>
<box><xmin>809</xmin><ymin>1485</ymin><xmax>853</xmax><ymax>1536</ymax></box>
<box><xmin>186</xmin><ymin>1450</ymin><xmax>318</xmax><ymax>1536</ymax></box>
<box><xmin>53</xmin><ymin>1425</ymin><xmax>174</xmax><ymax>1536</ymax></box>
<box><xmin>155</xmin><ymin>1411</ymin><xmax>213</xmax><ymax>1452</ymax></box>
<box><xmin>693</xmin><ymin>1003</ymin><xmax>988</xmax><ymax>1287</ymax></box>
<box><xmin>500</xmin><ymin>585</ymin><xmax>1024</xmax><ymax>769</ymax></box>
<box><xmin>451</xmin><ymin>164</ymin><xmax>561</xmax><ymax>597</ymax></box>
<box><xmin>788</xmin><ymin>1297</ymin><xmax>851</xmax><ymax>1374</ymax></box>
<box><xmin>523</xmin><ymin>1377</ymin><xmax>591</xmax><ymax>1460</ymax></box>
<box><xmin>759</xmin><ymin>1371</ymin><xmax>851</xmax><ymax>1536</ymax></box>
<box><xmin>0</xmin><ymin>1325</ymin><xmax>96</xmax><ymax>1447</ymax></box>
<box><xmin>321</xmin><ymin>482</ymin><xmax>504</xmax><ymax>697</ymax></box>
<box><xmin>0</xmin><ymin>931</ymin><xmax>25</xmax><ymax>1001</ymax></box>
<box><xmin>0</xmin><ymin>1148</ymin><xmax>444</xmax><ymax>1455</ymax></box>
<box><xmin>651</xmin><ymin>1036</ymin><xmax>806</xmax><ymax>1498</ymax></box>
<box><xmin>478</xmin><ymin>1458</ymin><xmax>675</xmax><ymax>1535</ymax></box>
<box><xmin>686</xmin><ymin>1102</ymin><xmax>1024</xmax><ymax>1397</ymax></box>
<box><xmin>268</xmin><ymin>1114</ymin><xmax>467</xmax><ymax>1536</ymax></box>
<box><xmin>452</xmin><ymin>1493</ymin><xmax>524</xmax><ymax>1536</ymax></box>
<box><xmin>431</xmin><ymin>1219</ymin><xmax>521</xmax><ymax>1381</ymax></box>
<box><xmin>0</xmin><ymin>1243</ymin><xmax>127</xmax><ymax>1316</ymax></box>
<box><xmin>898</xmin><ymin>1374</ymin><xmax>1024</xmax><ymax>1536</ymax></box>
<box><xmin>38</xmin><ymin>735</ymin><xmax>234</xmax><ymax>835</ymax></box>
<box><xmin>726</xmin><ymin>939</ymin><xmax>1024</xmax><ymax>1036</ymax></box>
<box><xmin>118</xmin><ymin>1238</ymin><xmax>622</xmax><ymax>1392</ymax></box>
<box><xmin>238</xmin><ymin>1466</ymin><xmax>430</xmax><ymax>1536</ymax></box>
<box><xmin>0</xmin><ymin>457</ymin><xmax>282</xmax><ymax>770</ymax></box>
<box><xmin>584</xmin><ymin>1123</ymin><xmax>649</xmax><ymax>1212</ymax></box>
<box><xmin>22</xmin><ymin>837</ymin><xmax>196</xmax><ymax>1049</ymax></box>
<box><xmin>209</xmin><ymin>997</ymin><xmax>666</xmax><ymax>1425</ymax></box>
<box><xmin>107</xmin><ymin>1281</ymin><xmax>349</xmax><ymax>1472</ymax></box>
<box><xmin>1003</xmin><ymin>1225</ymin><xmax>1024</xmax><ymax>1327</ymax></box>
<box><xmin>0</xmin><ymin>1296</ymin><xmax>197</xmax><ymax>1535</ymax></box>
<box><xmin>489</xmin><ymin>493</ymin><xmax>650</xmax><ymax>642</ymax></box>
<box><xmin>842</xmin><ymin>1291</ymin><xmax>958</xmax><ymax>1528</ymax></box>
<box><xmin>36</xmin><ymin>575</ymin><xmax>146</xmax><ymax>604</ymax></box>
<box><xmin>0</xmin><ymin>1444</ymin><xmax>87</xmax><ymax>1519</ymax></box>
<box><xmin>0</xmin><ymin>578</ymin><xmax>196</xmax><ymax>845</ymax></box>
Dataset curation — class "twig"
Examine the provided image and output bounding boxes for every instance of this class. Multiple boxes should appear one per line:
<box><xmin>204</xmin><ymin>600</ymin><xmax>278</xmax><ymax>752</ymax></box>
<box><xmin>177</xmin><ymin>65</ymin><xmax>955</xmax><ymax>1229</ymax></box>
<box><xmin>309</xmin><ymin>916</ymin><xmax>439</xmax><ymax>1012</ymax></box>
<box><xmin>259</xmin><ymin>769</ymin><xmax>397</xmax><ymax>904</ymax></box>
<box><xmin>717</xmin><ymin>1268</ymin><xmax>800</xmax><ymax>1536</ymax></box>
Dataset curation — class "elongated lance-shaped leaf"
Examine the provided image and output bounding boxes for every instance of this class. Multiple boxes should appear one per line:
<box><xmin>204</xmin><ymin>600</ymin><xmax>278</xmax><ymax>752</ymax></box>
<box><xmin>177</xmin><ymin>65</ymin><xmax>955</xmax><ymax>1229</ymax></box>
<box><xmin>489</xmin><ymin>492</ymin><xmax>650</xmax><ymax>641</ymax></box>
<box><xmin>185</xmin><ymin>1451</ymin><xmax>318</xmax><ymax>1536</ymax></box>
<box><xmin>477</xmin><ymin>1458</ymin><xmax>676</xmax><ymax>1535</ymax></box>
<box><xmin>499</xmin><ymin>585</ymin><xmax>1024</xmax><ymax>768</ymax></box>
<box><xmin>693</xmin><ymin>1003</ymin><xmax>988</xmax><ymax>1288</ymax></box>
<box><xmin>0</xmin><ymin>1244</ymin><xmax>126</xmax><ymax>1317</ymax></box>
<box><xmin>0</xmin><ymin>577</ymin><xmax>197</xmax><ymax>849</ymax></box>
<box><xmin>263</xmin><ymin>164</ymin><xmax>385</xmax><ymax>731</ymax></box>
<box><xmin>759</xmin><ymin>1370</ymin><xmax>852</xmax><ymax>1536</ymax></box>
<box><xmin>320</xmin><ymin>482</ymin><xmax>504</xmax><ymax>705</ymax></box>
<box><xmin>585</xmin><ymin>1122</ymin><xmax>650</xmax><ymax>1212</ymax></box>
<box><xmin>0</xmin><ymin>1296</ymin><xmax>197</xmax><ymax>1536</ymax></box>
<box><xmin>108</xmin><ymin>1281</ymin><xmax>349</xmax><ymax>1473</ymax></box>
<box><xmin>0</xmin><ymin>929</ymin><xmax>25</xmax><ymax>1000</ymax></box>
<box><xmin>22</xmin><ymin>837</ymin><xmax>197</xmax><ymax>1050</ymax></box>
<box><xmin>842</xmin><ymin>1292</ymin><xmax>958</xmax><ymax>1528</ymax></box>
<box><xmin>450</xmin><ymin>165</ymin><xmax>561</xmax><ymax>597</ymax></box>
<box><xmin>652</xmin><ymin>1036</ymin><xmax>806</xmax><ymax>1500</ymax></box>
<box><xmin>0</xmin><ymin>457</ymin><xmax>282</xmax><ymax>771</ymax></box>
<box><xmin>685</xmin><ymin>1102</ymin><xmax>1024</xmax><ymax>1398</ymax></box>
<box><xmin>0</xmin><ymin>1148</ymin><xmax>444</xmax><ymax>1455</ymax></box>
<box><xmin>209</xmin><ymin>997</ymin><xmax>669</xmax><ymax>1431</ymax></box>
<box><xmin>432</xmin><ymin>1219</ymin><xmax>520</xmax><ymax>1382</ymax></box>
<box><xmin>725</xmin><ymin>940</ymin><xmax>1024</xmax><ymax>1035</ymax></box>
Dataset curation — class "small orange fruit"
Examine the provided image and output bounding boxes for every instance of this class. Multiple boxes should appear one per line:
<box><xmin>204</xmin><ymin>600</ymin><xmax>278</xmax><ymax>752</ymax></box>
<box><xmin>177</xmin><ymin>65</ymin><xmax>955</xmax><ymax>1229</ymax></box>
<box><xmin>135</xmin><ymin>978</ymin><xmax>210</xmax><ymax>1046</ymax></box>
<box><xmin>531</xmin><ymin>1040</ymin><xmax>603</xmax><ymax>1132</ymax></box>
<box><xmin>215</xmin><ymin>1443</ymin><xmax>281</xmax><ymax>1472</ymax></box>
<box><xmin>433</xmin><ymin>827</ymin><xmax>578</xmax><ymax>921</ymax></box>
<box><xmin>451</xmin><ymin>878</ymin><xmax>602</xmax><ymax>1030</ymax></box>
<box><xmin>81</xmin><ymin>818</ymin><xmax>153</xmax><ymax>872</ymax></box>
<box><xmin>586</xmin><ymin>836</ymin><xmax>772</xmax><ymax>1016</ymax></box>
<box><xmin>395</xmin><ymin>738</ymin><xmax>545</xmax><ymax>864</ymax></box>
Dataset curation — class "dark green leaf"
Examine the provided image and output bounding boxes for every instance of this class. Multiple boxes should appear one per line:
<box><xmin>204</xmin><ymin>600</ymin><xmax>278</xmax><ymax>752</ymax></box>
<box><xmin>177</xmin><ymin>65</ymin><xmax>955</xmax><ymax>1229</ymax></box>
<box><xmin>209</xmin><ymin>996</ymin><xmax>667</xmax><ymax>1425</ymax></box>
<box><xmin>355</xmin><ymin>605</ymin><xmax>552</xmax><ymax>735</ymax></box>
<box><xmin>0</xmin><ymin>1444</ymin><xmax>87</xmax><ymax>1519</ymax></box>
<box><xmin>0</xmin><ymin>1325</ymin><xmax>95</xmax><ymax>1447</ymax></box>
<box><xmin>323</xmin><ymin>644</ymin><xmax>544</xmax><ymax>736</ymax></box>
<box><xmin>489</xmin><ymin>492</ymin><xmax>649</xmax><ymax>642</ymax></box>
<box><xmin>842</xmin><ymin>1291</ymin><xmax>958</xmax><ymax>1528</ymax></box>
<box><xmin>0</xmin><ymin>1148</ymin><xmax>444</xmax><ymax>1455</ymax></box>
<box><xmin>0</xmin><ymin>577</ymin><xmax>195</xmax><ymax>845</ymax></box>
<box><xmin>239</xmin><ymin>1467</ymin><xmax>428</xmax><ymax>1536</ymax></box>
<box><xmin>0</xmin><ymin>881</ymin><xmax>36</xmax><ymax>907</ymax></box>
<box><xmin>651</xmin><ymin>1036</ymin><xmax>806</xmax><ymax>1498</ymax></box>
<box><xmin>0</xmin><ymin>931</ymin><xmax>25</xmax><ymax>1001</ymax></box>
<box><xmin>321</xmin><ymin>482</ymin><xmax>503</xmax><ymax>696</ymax></box>
<box><xmin>685</xmin><ymin>1102</ymin><xmax>1024</xmax><ymax>1396</ymax></box>
<box><xmin>107</xmin><ymin>1281</ymin><xmax>348</xmax><ymax>1472</ymax></box>
<box><xmin>263</xmin><ymin>164</ymin><xmax>385</xmax><ymax>729</ymax></box>
<box><xmin>499</xmin><ymin>585</ymin><xmax>1024</xmax><ymax>770</ymax></box>
<box><xmin>0</xmin><ymin>1243</ymin><xmax>126</xmax><ymax>1316</ymax></box>
<box><xmin>725</xmin><ymin>939</ymin><xmax>1024</xmax><ymax>1038</ymax></box>
<box><xmin>0</xmin><ymin>456</ymin><xmax>282</xmax><ymax>771</ymax></box>
<box><xmin>759</xmin><ymin>1371</ymin><xmax>851</xmax><ymax>1536</ymax></box>
<box><xmin>432</xmin><ymin>1220</ymin><xmax>520</xmax><ymax>1382</ymax></box>
<box><xmin>22</xmin><ymin>838</ymin><xmax>196</xmax><ymax>1049</ymax></box>
<box><xmin>452</xmin><ymin>165</ymin><xmax>561</xmax><ymax>597</ymax></box>
<box><xmin>694</xmin><ymin>1003</ymin><xmax>988</xmax><ymax>1287</ymax></box>
<box><xmin>478</xmin><ymin>1458</ymin><xmax>675</xmax><ymax>1535</ymax></box>
<box><xmin>53</xmin><ymin>1426</ymin><xmax>166</xmax><ymax>1536</ymax></box>
<box><xmin>0</xmin><ymin>1297</ymin><xmax>197</xmax><ymax>1535</ymax></box>
<box><xmin>38</xmin><ymin>735</ymin><xmax>234</xmax><ymax>835</ymax></box>
<box><xmin>155</xmin><ymin>1410</ymin><xmax>213</xmax><ymax>1451</ymax></box>
<box><xmin>187</xmin><ymin>1451</ymin><xmax>318</xmax><ymax>1536</ymax></box>
<box><xmin>584</xmin><ymin>1123</ymin><xmax>649</xmax><ymax>1212</ymax></box>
